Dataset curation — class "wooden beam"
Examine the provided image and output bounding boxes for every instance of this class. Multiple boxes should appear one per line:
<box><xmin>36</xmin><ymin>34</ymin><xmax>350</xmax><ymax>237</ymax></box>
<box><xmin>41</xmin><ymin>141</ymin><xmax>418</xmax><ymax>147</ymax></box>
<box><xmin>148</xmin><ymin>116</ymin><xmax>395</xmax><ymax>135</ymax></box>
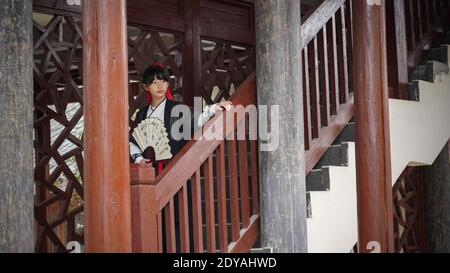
<box><xmin>83</xmin><ymin>0</ymin><xmax>132</xmax><ymax>253</ymax></box>
<box><xmin>352</xmin><ymin>0</ymin><xmax>395</xmax><ymax>253</ymax></box>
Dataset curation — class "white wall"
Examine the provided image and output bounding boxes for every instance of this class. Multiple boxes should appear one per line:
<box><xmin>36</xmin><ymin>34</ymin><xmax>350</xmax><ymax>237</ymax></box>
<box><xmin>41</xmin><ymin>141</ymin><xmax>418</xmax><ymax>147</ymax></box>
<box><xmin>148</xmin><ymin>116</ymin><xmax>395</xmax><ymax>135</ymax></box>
<box><xmin>389</xmin><ymin>60</ymin><xmax>450</xmax><ymax>182</ymax></box>
<box><xmin>307</xmin><ymin>142</ymin><xmax>358</xmax><ymax>253</ymax></box>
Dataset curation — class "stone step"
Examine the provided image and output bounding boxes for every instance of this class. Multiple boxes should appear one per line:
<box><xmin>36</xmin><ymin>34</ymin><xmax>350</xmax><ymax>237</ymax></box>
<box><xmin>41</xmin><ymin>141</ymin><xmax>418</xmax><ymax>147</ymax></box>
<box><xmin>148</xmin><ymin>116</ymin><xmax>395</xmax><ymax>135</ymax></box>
<box><xmin>411</xmin><ymin>61</ymin><xmax>449</xmax><ymax>83</ymax></box>
<box><xmin>420</xmin><ymin>45</ymin><xmax>448</xmax><ymax>65</ymax></box>
<box><xmin>409</xmin><ymin>61</ymin><xmax>450</xmax><ymax>101</ymax></box>
<box><xmin>314</xmin><ymin>143</ymin><xmax>349</xmax><ymax>169</ymax></box>
<box><xmin>442</xmin><ymin>31</ymin><xmax>450</xmax><ymax>44</ymax></box>
<box><xmin>332</xmin><ymin>122</ymin><xmax>355</xmax><ymax>145</ymax></box>
<box><xmin>306</xmin><ymin>168</ymin><xmax>330</xmax><ymax>192</ymax></box>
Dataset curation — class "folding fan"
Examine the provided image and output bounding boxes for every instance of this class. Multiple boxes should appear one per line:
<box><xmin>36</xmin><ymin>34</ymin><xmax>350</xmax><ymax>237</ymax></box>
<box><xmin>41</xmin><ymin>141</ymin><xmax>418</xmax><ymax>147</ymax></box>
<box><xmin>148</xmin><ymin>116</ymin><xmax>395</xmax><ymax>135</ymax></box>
<box><xmin>132</xmin><ymin>118</ymin><xmax>173</xmax><ymax>161</ymax></box>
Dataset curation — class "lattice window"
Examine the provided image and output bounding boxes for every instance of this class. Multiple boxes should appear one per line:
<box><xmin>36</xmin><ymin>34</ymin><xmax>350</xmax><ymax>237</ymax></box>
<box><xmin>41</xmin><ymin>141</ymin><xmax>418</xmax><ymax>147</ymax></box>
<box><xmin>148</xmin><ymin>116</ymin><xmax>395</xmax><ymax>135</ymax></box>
<box><xmin>393</xmin><ymin>167</ymin><xmax>426</xmax><ymax>253</ymax></box>
<box><xmin>33</xmin><ymin>14</ymin><xmax>84</xmax><ymax>253</ymax></box>
<box><xmin>201</xmin><ymin>39</ymin><xmax>254</xmax><ymax>105</ymax></box>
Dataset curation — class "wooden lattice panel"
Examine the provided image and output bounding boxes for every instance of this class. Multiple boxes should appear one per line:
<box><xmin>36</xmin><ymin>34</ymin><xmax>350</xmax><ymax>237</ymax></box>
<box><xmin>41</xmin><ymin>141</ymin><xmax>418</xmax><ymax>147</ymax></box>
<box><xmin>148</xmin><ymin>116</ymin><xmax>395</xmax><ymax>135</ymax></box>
<box><xmin>33</xmin><ymin>14</ymin><xmax>84</xmax><ymax>253</ymax></box>
<box><xmin>393</xmin><ymin>167</ymin><xmax>426</xmax><ymax>253</ymax></box>
<box><xmin>201</xmin><ymin>40</ymin><xmax>254</xmax><ymax>104</ymax></box>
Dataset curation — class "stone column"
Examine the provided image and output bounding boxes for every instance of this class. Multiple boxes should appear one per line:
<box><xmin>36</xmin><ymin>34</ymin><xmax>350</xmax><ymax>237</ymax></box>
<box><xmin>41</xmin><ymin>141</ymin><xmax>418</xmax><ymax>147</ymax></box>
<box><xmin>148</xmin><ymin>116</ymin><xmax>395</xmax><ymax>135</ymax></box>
<box><xmin>424</xmin><ymin>141</ymin><xmax>450</xmax><ymax>252</ymax></box>
<box><xmin>0</xmin><ymin>0</ymin><xmax>34</xmax><ymax>253</ymax></box>
<box><xmin>255</xmin><ymin>0</ymin><xmax>308</xmax><ymax>253</ymax></box>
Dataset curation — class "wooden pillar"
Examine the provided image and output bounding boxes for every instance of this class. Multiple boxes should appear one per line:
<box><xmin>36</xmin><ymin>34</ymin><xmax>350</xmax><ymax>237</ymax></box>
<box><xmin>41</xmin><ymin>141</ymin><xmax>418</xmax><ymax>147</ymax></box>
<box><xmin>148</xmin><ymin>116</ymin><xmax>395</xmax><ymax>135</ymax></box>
<box><xmin>183</xmin><ymin>0</ymin><xmax>202</xmax><ymax>107</ymax></box>
<box><xmin>255</xmin><ymin>0</ymin><xmax>308</xmax><ymax>253</ymax></box>
<box><xmin>352</xmin><ymin>0</ymin><xmax>395</xmax><ymax>253</ymax></box>
<box><xmin>83</xmin><ymin>0</ymin><xmax>132</xmax><ymax>252</ymax></box>
<box><xmin>424</xmin><ymin>142</ymin><xmax>450</xmax><ymax>252</ymax></box>
<box><xmin>0</xmin><ymin>0</ymin><xmax>34</xmax><ymax>253</ymax></box>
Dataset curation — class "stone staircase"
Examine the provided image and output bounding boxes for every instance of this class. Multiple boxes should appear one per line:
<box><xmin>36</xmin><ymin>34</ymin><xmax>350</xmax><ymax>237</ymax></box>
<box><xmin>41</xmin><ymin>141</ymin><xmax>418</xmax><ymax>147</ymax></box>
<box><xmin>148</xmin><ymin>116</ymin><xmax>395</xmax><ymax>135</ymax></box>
<box><xmin>304</xmin><ymin>31</ymin><xmax>450</xmax><ymax>253</ymax></box>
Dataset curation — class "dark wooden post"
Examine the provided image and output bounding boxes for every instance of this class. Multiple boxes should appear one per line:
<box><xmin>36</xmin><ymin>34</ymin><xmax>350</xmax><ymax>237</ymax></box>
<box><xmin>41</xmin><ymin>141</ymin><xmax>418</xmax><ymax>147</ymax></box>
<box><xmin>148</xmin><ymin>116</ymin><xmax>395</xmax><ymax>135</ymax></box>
<box><xmin>0</xmin><ymin>0</ymin><xmax>34</xmax><ymax>253</ymax></box>
<box><xmin>255</xmin><ymin>0</ymin><xmax>308</xmax><ymax>253</ymax></box>
<box><xmin>83</xmin><ymin>0</ymin><xmax>132</xmax><ymax>252</ymax></box>
<box><xmin>183</xmin><ymin>0</ymin><xmax>202</xmax><ymax>107</ymax></box>
<box><xmin>352</xmin><ymin>0</ymin><xmax>395</xmax><ymax>253</ymax></box>
<box><xmin>424</xmin><ymin>142</ymin><xmax>450</xmax><ymax>252</ymax></box>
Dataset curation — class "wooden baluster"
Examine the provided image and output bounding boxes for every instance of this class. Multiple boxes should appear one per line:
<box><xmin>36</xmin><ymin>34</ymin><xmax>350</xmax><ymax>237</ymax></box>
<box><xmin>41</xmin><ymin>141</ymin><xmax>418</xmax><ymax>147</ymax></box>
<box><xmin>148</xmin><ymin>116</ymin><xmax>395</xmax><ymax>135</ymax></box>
<box><xmin>164</xmin><ymin>199</ymin><xmax>176</xmax><ymax>253</ymax></box>
<box><xmin>204</xmin><ymin>156</ymin><xmax>216</xmax><ymax>253</ymax></box>
<box><xmin>157</xmin><ymin>212</ymin><xmax>163</xmax><ymax>252</ymax></box>
<box><xmin>340</xmin><ymin>5</ymin><xmax>350</xmax><ymax>102</ymax></box>
<box><xmin>238</xmin><ymin>124</ymin><xmax>250</xmax><ymax>229</ymax></box>
<box><xmin>178</xmin><ymin>184</ymin><xmax>190</xmax><ymax>253</ymax></box>
<box><xmin>336</xmin><ymin>6</ymin><xmax>349</xmax><ymax>104</ymax></box>
<box><xmin>318</xmin><ymin>27</ymin><xmax>330</xmax><ymax>126</ymax></box>
<box><xmin>216</xmin><ymin>143</ymin><xmax>228</xmax><ymax>253</ymax></box>
<box><xmin>191</xmin><ymin>170</ymin><xmax>204</xmax><ymax>253</ymax></box>
<box><xmin>327</xmin><ymin>15</ymin><xmax>340</xmax><ymax>116</ymax></box>
<box><xmin>227</xmin><ymin>137</ymin><xmax>240</xmax><ymax>242</ymax></box>
<box><xmin>417</xmin><ymin>0</ymin><xmax>424</xmax><ymax>40</ymax></box>
<box><xmin>423</xmin><ymin>0</ymin><xmax>431</xmax><ymax>34</ymax></box>
<box><xmin>408</xmin><ymin>0</ymin><xmax>417</xmax><ymax>49</ymax></box>
<box><xmin>302</xmin><ymin>48</ymin><xmax>312</xmax><ymax>150</ymax></box>
<box><xmin>432</xmin><ymin>0</ymin><xmax>438</xmax><ymax>25</ymax></box>
<box><xmin>393</xmin><ymin>0</ymin><xmax>409</xmax><ymax>100</ymax></box>
<box><xmin>250</xmin><ymin>139</ymin><xmax>259</xmax><ymax>215</ymax></box>
<box><xmin>308</xmin><ymin>38</ymin><xmax>321</xmax><ymax>138</ymax></box>
<box><xmin>436</xmin><ymin>0</ymin><xmax>443</xmax><ymax>16</ymax></box>
<box><xmin>345</xmin><ymin>0</ymin><xmax>353</xmax><ymax>93</ymax></box>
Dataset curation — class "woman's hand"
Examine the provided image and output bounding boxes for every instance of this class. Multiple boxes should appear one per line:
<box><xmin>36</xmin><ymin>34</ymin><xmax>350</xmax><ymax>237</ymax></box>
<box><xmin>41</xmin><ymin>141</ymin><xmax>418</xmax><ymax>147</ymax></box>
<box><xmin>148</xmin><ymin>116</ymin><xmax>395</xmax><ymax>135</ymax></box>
<box><xmin>217</xmin><ymin>101</ymin><xmax>233</xmax><ymax>112</ymax></box>
<box><xmin>138</xmin><ymin>159</ymin><xmax>152</xmax><ymax>167</ymax></box>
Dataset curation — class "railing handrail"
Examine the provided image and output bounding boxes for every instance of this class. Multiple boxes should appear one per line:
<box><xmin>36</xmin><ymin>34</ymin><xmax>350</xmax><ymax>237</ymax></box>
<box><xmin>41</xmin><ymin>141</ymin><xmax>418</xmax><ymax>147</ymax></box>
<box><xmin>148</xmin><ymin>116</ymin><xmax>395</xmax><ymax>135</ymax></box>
<box><xmin>153</xmin><ymin>72</ymin><xmax>257</xmax><ymax>211</ymax></box>
<box><xmin>301</xmin><ymin>0</ymin><xmax>345</xmax><ymax>49</ymax></box>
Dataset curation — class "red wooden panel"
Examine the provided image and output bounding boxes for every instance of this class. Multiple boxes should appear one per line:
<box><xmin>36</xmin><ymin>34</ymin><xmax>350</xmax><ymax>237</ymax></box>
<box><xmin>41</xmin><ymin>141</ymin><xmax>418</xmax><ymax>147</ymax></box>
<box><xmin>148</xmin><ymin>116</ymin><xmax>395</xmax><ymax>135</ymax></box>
<box><xmin>200</xmin><ymin>0</ymin><xmax>254</xmax><ymax>32</ymax></box>
<box><xmin>127</xmin><ymin>0</ymin><xmax>185</xmax><ymax>32</ymax></box>
<box><xmin>199</xmin><ymin>0</ymin><xmax>254</xmax><ymax>45</ymax></box>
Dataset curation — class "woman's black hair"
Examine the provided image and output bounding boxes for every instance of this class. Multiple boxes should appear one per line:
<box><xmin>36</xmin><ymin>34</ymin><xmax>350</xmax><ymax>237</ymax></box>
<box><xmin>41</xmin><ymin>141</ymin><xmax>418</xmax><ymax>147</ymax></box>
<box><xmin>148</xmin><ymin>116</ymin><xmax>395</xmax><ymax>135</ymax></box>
<box><xmin>142</xmin><ymin>65</ymin><xmax>169</xmax><ymax>86</ymax></box>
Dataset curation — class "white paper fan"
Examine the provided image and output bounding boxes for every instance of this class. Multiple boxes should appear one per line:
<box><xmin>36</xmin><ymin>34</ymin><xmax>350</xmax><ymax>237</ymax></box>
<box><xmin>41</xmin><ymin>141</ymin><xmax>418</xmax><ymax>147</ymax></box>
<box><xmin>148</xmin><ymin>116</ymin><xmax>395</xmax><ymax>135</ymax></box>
<box><xmin>132</xmin><ymin>118</ymin><xmax>173</xmax><ymax>161</ymax></box>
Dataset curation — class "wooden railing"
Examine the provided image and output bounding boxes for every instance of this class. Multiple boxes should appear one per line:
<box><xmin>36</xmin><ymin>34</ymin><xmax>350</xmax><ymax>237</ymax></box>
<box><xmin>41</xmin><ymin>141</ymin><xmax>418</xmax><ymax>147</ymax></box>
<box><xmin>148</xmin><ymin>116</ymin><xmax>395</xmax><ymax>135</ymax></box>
<box><xmin>302</xmin><ymin>0</ymin><xmax>354</xmax><ymax>174</ymax></box>
<box><xmin>130</xmin><ymin>73</ymin><xmax>259</xmax><ymax>253</ymax></box>
<box><xmin>387</xmin><ymin>0</ymin><xmax>450</xmax><ymax>99</ymax></box>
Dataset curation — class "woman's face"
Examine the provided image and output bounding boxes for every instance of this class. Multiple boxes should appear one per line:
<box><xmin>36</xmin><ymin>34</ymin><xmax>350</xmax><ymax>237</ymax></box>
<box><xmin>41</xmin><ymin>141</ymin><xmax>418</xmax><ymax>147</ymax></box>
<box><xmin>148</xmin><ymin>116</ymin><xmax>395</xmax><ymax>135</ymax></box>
<box><xmin>145</xmin><ymin>77</ymin><xmax>169</xmax><ymax>100</ymax></box>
